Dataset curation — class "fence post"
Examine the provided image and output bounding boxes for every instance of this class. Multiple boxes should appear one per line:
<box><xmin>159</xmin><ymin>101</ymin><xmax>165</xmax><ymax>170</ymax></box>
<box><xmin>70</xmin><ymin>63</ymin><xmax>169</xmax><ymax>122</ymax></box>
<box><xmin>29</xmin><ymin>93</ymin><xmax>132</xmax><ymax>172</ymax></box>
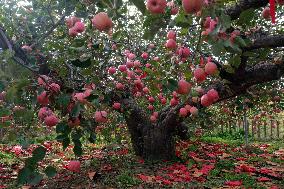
<box><xmin>264</xmin><ymin>120</ymin><xmax>267</xmax><ymax>140</ymax></box>
<box><xmin>270</xmin><ymin>120</ymin><xmax>273</xmax><ymax>140</ymax></box>
<box><xmin>243</xmin><ymin>114</ymin><xmax>249</xmax><ymax>146</ymax></box>
<box><xmin>235</xmin><ymin>120</ymin><xmax>237</xmax><ymax>133</ymax></box>
<box><xmin>257</xmin><ymin>121</ymin><xmax>261</xmax><ymax>139</ymax></box>
<box><xmin>276</xmin><ymin>120</ymin><xmax>280</xmax><ymax>139</ymax></box>
<box><xmin>251</xmin><ymin>120</ymin><xmax>254</xmax><ymax>140</ymax></box>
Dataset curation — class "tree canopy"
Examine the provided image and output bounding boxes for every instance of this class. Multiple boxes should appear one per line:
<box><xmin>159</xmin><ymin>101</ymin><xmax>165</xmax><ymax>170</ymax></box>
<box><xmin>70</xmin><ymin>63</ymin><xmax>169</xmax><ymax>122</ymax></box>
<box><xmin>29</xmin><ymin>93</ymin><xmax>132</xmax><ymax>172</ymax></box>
<box><xmin>0</xmin><ymin>0</ymin><xmax>284</xmax><ymax>185</ymax></box>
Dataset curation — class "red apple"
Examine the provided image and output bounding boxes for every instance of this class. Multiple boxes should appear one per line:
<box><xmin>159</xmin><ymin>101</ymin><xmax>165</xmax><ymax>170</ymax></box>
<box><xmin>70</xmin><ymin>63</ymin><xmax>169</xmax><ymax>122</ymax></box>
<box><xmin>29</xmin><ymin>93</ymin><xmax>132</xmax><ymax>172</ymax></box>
<box><xmin>148</xmin><ymin>96</ymin><xmax>155</xmax><ymax>103</ymax></box>
<box><xmin>108</xmin><ymin>67</ymin><xmax>116</xmax><ymax>74</ymax></box>
<box><xmin>179</xmin><ymin>108</ymin><xmax>188</xmax><ymax>117</ymax></box>
<box><xmin>177</xmin><ymin>79</ymin><xmax>191</xmax><ymax>95</ymax></box>
<box><xmin>205</xmin><ymin>62</ymin><xmax>217</xmax><ymax>75</ymax></box>
<box><xmin>44</xmin><ymin>114</ymin><xmax>59</xmax><ymax>127</ymax></box>
<box><xmin>37</xmin><ymin>91</ymin><xmax>49</xmax><ymax>105</ymax></box>
<box><xmin>118</xmin><ymin>65</ymin><xmax>127</xmax><ymax>72</ymax></box>
<box><xmin>113</xmin><ymin>102</ymin><xmax>121</xmax><ymax>110</ymax></box>
<box><xmin>67</xmin><ymin>160</ymin><xmax>81</xmax><ymax>173</ymax></box>
<box><xmin>167</xmin><ymin>1</ymin><xmax>179</xmax><ymax>15</ymax></box>
<box><xmin>50</xmin><ymin>83</ymin><xmax>60</xmax><ymax>93</ymax></box>
<box><xmin>262</xmin><ymin>7</ymin><xmax>270</xmax><ymax>20</ymax></box>
<box><xmin>146</xmin><ymin>0</ymin><xmax>167</xmax><ymax>14</ymax></box>
<box><xmin>189</xmin><ymin>106</ymin><xmax>198</xmax><ymax>116</ymax></box>
<box><xmin>92</xmin><ymin>12</ymin><xmax>113</xmax><ymax>32</ymax></box>
<box><xmin>38</xmin><ymin>107</ymin><xmax>52</xmax><ymax>120</ymax></box>
<box><xmin>167</xmin><ymin>30</ymin><xmax>176</xmax><ymax>40</ymax></box>
<box><xmin>73</xmin><ymin>21</ymin><xmax>85</xmax><ymax>33</ymax></box>
<box><xmin>201</xmin><ymin>94</ymin><xmax>211</xmax><ymax>107</ymax></box>
<box><xmin>194</xmin><ymin>68</ymin><xmax>206</xmax><ymax>83</ymax></box>
<box><xmin>170</xmin><ymin>98</ymin><xmax>179</xmax><ymax>106</ymax></box>
<box><xmin>184</xmin><ymin>105</ymin><xmax>191</xmax><ymax>112</ymax></box>
<box><xmin>148</xmin><ymin>104</ymin><xmax>154</xmax><ymax>110</ymax></box>
<box><xmin>94</xmin><ymin>111</ymin><xmax>107</xmax><ymax>123</ymax></box>
<box><xmin>165</xmin><ymin>39</ymin><xmax>177</xmax><ymax>49</ymax></box>
<box><xmin>207</xmin><ymin>89</ymin><xmax>219</xmax><ymax>102</ymax></box>
<box><xmin>150</xmin><ymin>115</ymin><xmax>157</xmax><ymax>122</ymax></box>
<box><xmin>116</xmin><ymin>83</ymin><xmax>125</xmax><ymax>90</ymax></box>
<box><xmin>141</xmin><ymin>52</ymin><xmax>149</xmax><ymax>59</ymax></box>
<box><xmin>182</xmin><ymin>0</ymin><xmax>204</xmax><ymax>14</ymax></box>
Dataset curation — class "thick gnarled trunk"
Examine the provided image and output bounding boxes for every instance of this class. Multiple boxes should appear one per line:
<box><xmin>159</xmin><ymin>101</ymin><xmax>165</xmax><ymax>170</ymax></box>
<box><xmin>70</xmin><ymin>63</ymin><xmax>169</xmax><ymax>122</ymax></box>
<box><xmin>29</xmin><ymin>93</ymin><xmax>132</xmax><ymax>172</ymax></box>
<box><xmin>122</xmin><ymin>98</ymin><xmax>181</xmax><ymax>160</ymax></box>
<box><xmin>126</xmin><ymin>119</ymin><xmax>176</xmax><ymax>160</ymax></box>
<box><xmin>123</xmin><ymin>100</ymin><xmax>188</xmax><ymax>160</ymax></box>
<box><xmin>142</xmin><ymin>126</ymin><xmax>175</xmax><ymax>160</ymax></box>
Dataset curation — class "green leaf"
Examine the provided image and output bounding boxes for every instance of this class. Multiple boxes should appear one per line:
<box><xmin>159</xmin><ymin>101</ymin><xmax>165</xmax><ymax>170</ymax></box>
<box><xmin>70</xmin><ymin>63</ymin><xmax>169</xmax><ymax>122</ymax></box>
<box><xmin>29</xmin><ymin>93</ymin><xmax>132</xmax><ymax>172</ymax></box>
<box><xmin>239</xmin><ymin>8</ymin><xmax>255</xmax><ymax>25</ymax></box>
<box><xmin>57</xmin><ymin>94</ymin><xmax>71</xmax><ymax>108</ymax></box>
<box><xmin>242</xmin><ymin>51</ymin><xmax>257</xmax><ymax>57</ymax></box>
<box><xmin>72</xmin><ymin>130</ymin><xmax>83</xmax><ymax>156</ymax></box>
<box><xmin>167</xmin><ymin>79</ymin><xmax>178</xmax><ymax>91</ymax></box>
<box><xmin>70</xmin><ymin>59</ymin><xmax>92</xmax><ymax>68</ymax></box>
<box><xmin>219</xmin><ymin>13</ymin><xmax>231</xmax><ymax>29</ymax></box>
<box><xmin>143</xmin><ymin>14</ymin><xmax>167</xmax><ymax>40</ymax></box>
<box><xmin>88</xmin><ymin>132</ymin><xmax>96</xmax><ymax>143</ymax></box>
<box><xmin>56</xmin><ymin>122</ymin><xmax>71</xmax><ymax>134</ymax></box>
<box><xmin>212</xmin><ymin>41</ymin><xmax>224</xmax><ymax>56</ymax></box>
<box><xmin>28</xmin><ymin>172</ymin><xmax>43</xmax><ymax>185</ymax></box>
<box><xmin>130</xmin><ymin>0</ymin><xmax>146</xmax><ymax>14</ymax></box>
<box><xmin>234</xmin><ymin>36</ymin><xmax>247</xmax><ymax>47</ymax></box>
<box><xmin>73</xmin><ymin>142</ymin><xmax>83</xmax><ymax>156</ymax></box>
<box><xmin>224</xmin><ymin>65</ymin><xmax>235</xmax><ymax>74</ymax></box>
<box><xmin>175</xmin><ymin>12</ymin><xmax>193</xmax><ymax>28</ymax></box>
<box><xmin>25</xmin><ymin>158</ymin><xmax>37</xmax><ymax>170</ymax></box>
<box><xmin>32</xmin><ymin>146</ymin><xmax>46</xmax><ymax>162</ymax></box>
<box><xmin>62</xmin><ymin>137</ymin><xmax>71</xmax><ymax>150</ymax></box>
<box><xmin>71</xmin><ymin>103</ymin><xmax>81</xmax><ymax>118</ymax></box>
<box><xmin>44</xmin><ymin>166</ymin><xmax>57</xmax><ymax>178</ymax></box>
<box><xmin>228</xmin><ymin>55</ymin><xmax>241</xmax><ymax>68</ymax></box>
<box><xmin>17</xmin><ymin>167</ymin><xmax>31</xmax><ymax>184</ymax></box>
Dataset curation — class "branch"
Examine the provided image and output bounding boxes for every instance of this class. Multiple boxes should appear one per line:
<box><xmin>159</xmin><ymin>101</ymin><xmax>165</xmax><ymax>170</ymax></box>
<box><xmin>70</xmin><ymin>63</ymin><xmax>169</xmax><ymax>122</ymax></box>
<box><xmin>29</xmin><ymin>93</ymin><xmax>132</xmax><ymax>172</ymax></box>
<box><xmin>0</xmin><ymin>26</ymin><xmax>39</xmax><ymax>73</ymax></box>
<box><xmin>30</xmin><ymin>16</ymin><xmax>65</xmax><ymax>49</ymax></box>
<box><xmin>245</xmin><ymin>35</ymin><xmax>284</xmax><ymax>51</ymax></box>
<box><xmin>165</xmin><ymin>61</ymin><xmax>284</xmax><ymax>133</ymax></box>
<box><xmin>225</xmin><ymin>0</ymin><xmax>269</xmax><ymax>20</ymax></box>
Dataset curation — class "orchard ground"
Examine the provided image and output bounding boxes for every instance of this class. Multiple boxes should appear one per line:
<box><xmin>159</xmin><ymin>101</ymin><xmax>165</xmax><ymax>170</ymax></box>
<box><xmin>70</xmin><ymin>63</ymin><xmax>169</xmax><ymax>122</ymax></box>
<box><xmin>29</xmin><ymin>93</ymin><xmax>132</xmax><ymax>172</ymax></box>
<box><xmin>0</xmin><ymin>130</ymin><xmax>284</xmax><ymax>189</ymax></box>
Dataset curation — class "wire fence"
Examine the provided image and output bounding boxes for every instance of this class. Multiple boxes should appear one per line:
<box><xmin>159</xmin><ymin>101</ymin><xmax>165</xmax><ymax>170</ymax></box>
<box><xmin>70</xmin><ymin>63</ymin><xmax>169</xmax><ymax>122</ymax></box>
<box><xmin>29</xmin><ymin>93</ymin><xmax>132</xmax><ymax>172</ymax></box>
<box><xmin>1</xmin><ymin>118</ymin><xmax>284</xmax><ymax>143</ymax></box>
<box><xmin>211</xmin><ymin>118</ymin><xmax>284</xmax><ymax>141</ymax></box>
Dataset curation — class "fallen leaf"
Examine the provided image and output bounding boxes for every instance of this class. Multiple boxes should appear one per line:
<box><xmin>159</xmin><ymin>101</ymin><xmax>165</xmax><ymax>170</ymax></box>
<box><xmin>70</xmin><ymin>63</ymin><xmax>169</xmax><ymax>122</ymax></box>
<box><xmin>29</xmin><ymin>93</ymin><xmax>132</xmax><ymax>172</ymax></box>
<box><xmin>224</xmin><ymin>180</ymin><xmax>242</xmax><ymax>186</ymax></box>
<box><xmin>257</xmin><ymin>177</ymin><xmax>271</xmax><ymax>182</ymax></box>
<box><xmin>88</xmin><ymin>171</ymin><xmax>96</xmax><ymax>180</ymax></box>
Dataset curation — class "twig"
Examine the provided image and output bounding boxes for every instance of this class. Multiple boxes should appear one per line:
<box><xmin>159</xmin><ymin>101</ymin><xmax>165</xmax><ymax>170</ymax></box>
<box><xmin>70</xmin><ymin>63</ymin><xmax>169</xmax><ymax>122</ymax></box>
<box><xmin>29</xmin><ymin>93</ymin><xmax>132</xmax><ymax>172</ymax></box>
<box><xmin>190</xmin><ymin>21</ymin><xmax>202</xmax><ymax>65</ymax></box>
<box><xmin>30</xmin><ymin>15</ymin><xmax>65</xmax><ymax>49</ymax></box>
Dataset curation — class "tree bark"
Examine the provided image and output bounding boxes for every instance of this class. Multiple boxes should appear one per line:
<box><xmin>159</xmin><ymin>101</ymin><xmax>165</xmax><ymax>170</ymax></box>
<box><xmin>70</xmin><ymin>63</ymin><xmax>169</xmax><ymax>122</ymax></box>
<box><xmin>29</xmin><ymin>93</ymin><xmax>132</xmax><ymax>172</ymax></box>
<box><xmin>121</xmin><ymin>98</ymin><xmax>181</xmax><ymax>160</ymax></box>
<box><xmin>142</xmin><ymin>125</ymin><xmax>175</xmax><ymax>160</ymax></box>
<box><xmin>125</xmin><ymin>116</ymin><xmax>178</xmax><ymax>160</ymax></box>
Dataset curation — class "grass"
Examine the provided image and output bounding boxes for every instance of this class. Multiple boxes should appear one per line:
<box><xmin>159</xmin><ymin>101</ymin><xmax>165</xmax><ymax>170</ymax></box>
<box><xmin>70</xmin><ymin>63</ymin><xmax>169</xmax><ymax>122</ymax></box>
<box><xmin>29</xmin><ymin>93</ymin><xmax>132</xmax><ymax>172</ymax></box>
<box><xmin>0</xmin><ymin>151</ymin><xmax>17</xmax><ymax>165</ymax></box>
<box><xmin>116</xmin><ymin>170</ymin><xmax>141</xmax><ymax>188</ymax></box>
<box><xmin>0</xmin><ymin>128</ymin><xmax>284</xmax><ymax>189</ymax></box>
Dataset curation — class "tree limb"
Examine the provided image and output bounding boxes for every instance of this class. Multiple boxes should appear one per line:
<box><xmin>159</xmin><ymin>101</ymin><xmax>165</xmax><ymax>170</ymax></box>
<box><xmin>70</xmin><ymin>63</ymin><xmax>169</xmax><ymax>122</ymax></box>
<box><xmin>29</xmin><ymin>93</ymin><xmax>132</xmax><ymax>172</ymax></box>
<box><xmin>245</xmin><ymin>35</ymin><xmax>284</xmax><ymax>51</ymax></box>
<box><xmin>226</xmin><ymin>0</ymin><xmax>269</xmax><ymax>20</ymax></box>
<box><xmin>30</xmin><ymin>15</ymin><xmax>65</xmax><ymax>49</ymax></box>
<box><xmin>165</xmin><ymin>61</ymin><xmax>284</xmax><ymax>134</ymax></box>
<box><xmin>0</xmin><ymin>26</ymin><xmax>39</xmax><ymax>73</ymax></box>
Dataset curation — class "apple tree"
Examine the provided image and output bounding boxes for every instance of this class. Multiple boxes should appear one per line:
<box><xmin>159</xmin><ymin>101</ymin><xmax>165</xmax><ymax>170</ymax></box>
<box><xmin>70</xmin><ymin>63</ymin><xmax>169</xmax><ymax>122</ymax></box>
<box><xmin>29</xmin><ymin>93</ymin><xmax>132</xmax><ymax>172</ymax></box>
<box><xmin>0</xmin><ymin>0</ymin><xmax>284</xmax><ymax>162</ymax></box>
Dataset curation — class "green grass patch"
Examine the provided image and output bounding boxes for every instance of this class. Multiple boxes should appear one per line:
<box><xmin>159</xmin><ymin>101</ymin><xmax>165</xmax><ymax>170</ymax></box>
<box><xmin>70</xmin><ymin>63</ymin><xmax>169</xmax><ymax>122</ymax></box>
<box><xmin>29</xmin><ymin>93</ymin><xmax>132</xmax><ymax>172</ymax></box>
<box><xmin>115</xmin><ymin>170</ymin><xmax>141</xmax><ymax>188</ymax></box>
<box><xmin>200</xmin><ymin>136</ymin><xmax>243</xmax><ymax>146</ymax></box>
